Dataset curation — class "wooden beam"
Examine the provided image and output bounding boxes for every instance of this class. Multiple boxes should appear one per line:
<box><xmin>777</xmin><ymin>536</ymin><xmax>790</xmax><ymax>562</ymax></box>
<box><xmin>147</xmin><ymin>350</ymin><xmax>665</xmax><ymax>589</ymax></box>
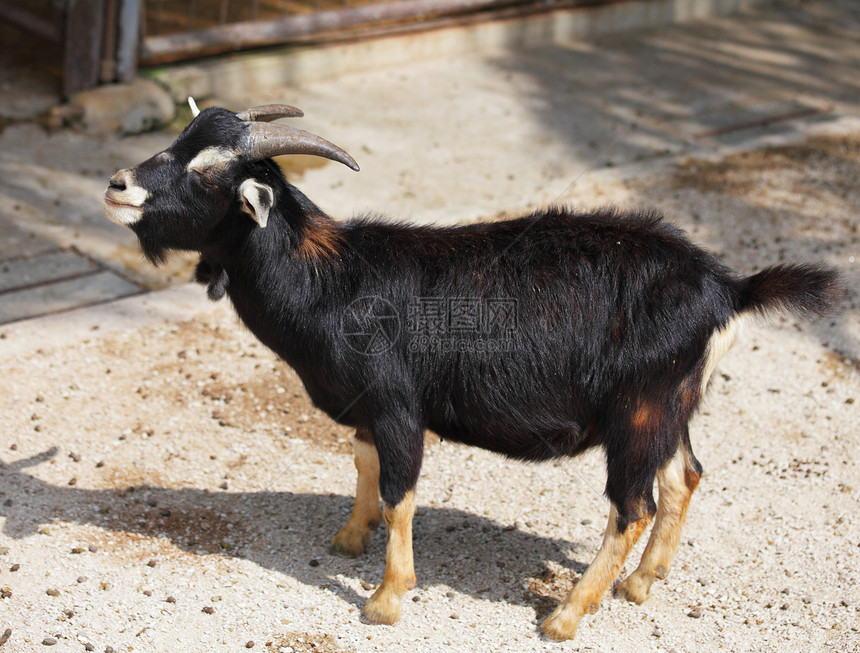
<box><xmin>64</xmin><ymin>0</ymin><xmax>106</xmax><ymax>97</ymax></box>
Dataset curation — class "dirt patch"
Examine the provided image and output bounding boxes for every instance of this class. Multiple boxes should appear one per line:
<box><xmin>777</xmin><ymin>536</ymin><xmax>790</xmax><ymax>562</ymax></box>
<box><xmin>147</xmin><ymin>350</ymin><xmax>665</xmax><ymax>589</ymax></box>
<box><xmin>265</xmin><ymin>632</ymin><xmax>355</xmax><ymax>652</ymax></box>
<box><xmin>671</xmin><ymin>134</ymin><xmax>860</xmax><ymax>200</ymax></box>
<box><xmin>95</xmin><ymin>316</ymin><xmax>355</xmax><ymax>454</ymax></box>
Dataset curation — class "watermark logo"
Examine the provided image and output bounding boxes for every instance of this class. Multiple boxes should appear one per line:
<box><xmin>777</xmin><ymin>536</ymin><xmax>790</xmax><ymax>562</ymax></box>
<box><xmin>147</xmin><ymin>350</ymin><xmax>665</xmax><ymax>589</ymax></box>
<box><xmin>341</xmin><ymin>296</ymin><xmax>401</xmax><ymax>355</ymax></box>
<box><xmin>342</xmin><ymin>296</ymin><xmax>518</xmax><ymax>355</ymax></box>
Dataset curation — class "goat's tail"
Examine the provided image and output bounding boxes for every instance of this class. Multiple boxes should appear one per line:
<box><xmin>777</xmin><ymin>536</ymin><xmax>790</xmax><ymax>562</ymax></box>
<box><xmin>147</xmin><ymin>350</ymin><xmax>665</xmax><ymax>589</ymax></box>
<box><xmin>735</xmin><ymin>263</ymin><xmax>844</xmax><ymax>320</ymax></box>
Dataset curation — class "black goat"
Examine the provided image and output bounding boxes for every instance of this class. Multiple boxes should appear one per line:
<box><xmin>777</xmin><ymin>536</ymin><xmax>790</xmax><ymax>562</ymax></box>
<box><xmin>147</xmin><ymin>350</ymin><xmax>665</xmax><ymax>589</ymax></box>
<box><xmin>104</xmin><ymin>104</ymin><xmax>842</xmax><ymax>641</ymax></box>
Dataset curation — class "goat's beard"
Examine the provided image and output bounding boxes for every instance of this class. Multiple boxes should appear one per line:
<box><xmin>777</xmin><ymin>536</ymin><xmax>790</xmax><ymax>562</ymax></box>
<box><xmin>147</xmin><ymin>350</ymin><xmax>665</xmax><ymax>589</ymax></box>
<box><xmin>133</xmin><ymin>227</ymin><xmax>171</xmax><ymax>266</ymax></box>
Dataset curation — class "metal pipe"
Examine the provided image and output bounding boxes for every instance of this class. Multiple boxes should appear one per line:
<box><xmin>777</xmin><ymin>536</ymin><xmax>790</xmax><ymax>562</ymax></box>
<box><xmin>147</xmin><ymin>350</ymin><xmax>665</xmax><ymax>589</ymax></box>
<box><xmin>116</xmin><ymin>0</ymin><xmax>141</xmax><ymax>83</ymax></box>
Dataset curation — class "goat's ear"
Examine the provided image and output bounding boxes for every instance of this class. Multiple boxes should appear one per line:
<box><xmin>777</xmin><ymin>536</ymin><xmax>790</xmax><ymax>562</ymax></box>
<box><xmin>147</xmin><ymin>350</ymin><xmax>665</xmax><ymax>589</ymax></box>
<box><xmin>238</xmin><ymin>179</ymin><xmax>274</xmax><ymax>228</ymax></box>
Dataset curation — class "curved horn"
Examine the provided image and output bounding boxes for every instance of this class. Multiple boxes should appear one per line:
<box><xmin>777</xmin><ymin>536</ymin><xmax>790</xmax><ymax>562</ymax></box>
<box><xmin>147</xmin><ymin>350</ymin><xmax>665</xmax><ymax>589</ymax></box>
<box><xmin>245</xmin><ymin>122</ymin><xmax>360</xmax><ymax>171</ymax></box>
<box><xmin>236</xmin><ymin>104</ymin><xmax>304</xmax><ymax>122</ymax></box>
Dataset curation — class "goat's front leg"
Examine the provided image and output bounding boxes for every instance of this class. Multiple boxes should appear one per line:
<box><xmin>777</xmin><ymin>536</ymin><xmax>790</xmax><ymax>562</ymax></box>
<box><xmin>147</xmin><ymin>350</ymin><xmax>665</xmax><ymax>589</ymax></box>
<box><xmin>331</xmin><ymin>429</ymin><xmax>383</xmax><ymax>557</ymax></box>
<box><xmin>363</xmin><ymin>489</ymin><xmax>417</xmax><ymax>624</ymax></box>
<box><xmin>361</xmin><ymin>414</ymin><xmax>423</xmax><ymax>625</ymax></box>
<box><xmin>542</xmin><ymin>504</ymin><xmax>652</xmax><ymax>641</ymax></box>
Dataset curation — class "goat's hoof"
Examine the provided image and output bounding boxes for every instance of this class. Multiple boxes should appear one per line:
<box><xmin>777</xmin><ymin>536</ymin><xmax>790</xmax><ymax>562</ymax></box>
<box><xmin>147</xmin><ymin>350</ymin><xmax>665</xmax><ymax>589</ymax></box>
<box><xmin>541</xmin><ymin>606</ymin><xmax>581</xmax><ymax>641</ymax></box>
<box><xmin>362</xmin><ymin>588</ymin><xmax>402</xmax><ymax>625</ymax></box>
<box><xmin>615</xmin><ymin>573</ymin><xmax>653</xmax><ymax>605</ymax></box>
<box><xmin>330</xmin><ymin>526</ymin><xmax>371</xmax><ymax>558</ymax></box>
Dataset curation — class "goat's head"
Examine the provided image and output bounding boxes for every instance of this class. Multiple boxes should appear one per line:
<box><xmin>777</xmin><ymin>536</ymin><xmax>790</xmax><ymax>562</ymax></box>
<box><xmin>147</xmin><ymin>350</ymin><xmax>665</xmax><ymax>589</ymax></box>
<box><xmin>104</xmin><ymin>102</ymin><xmax>358</xmax><ymax>263</ymax></box>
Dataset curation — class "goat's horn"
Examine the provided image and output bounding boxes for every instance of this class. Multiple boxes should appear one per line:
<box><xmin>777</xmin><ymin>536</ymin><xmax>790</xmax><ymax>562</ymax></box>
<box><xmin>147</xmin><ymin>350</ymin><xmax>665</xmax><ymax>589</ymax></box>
<box><xmin>245</xmin><ymin>122</ymin><xmax>360</xmax><ymax>171</ymax></box>
<box><xmin>188</xmin><ymin>96</ymin><xmax>201</xmax><ymax>117</ymax></box>
<box><xmin>236</xmin><ymin>104</ymin><xmax>305</xmax><ymax>122</ymax></box>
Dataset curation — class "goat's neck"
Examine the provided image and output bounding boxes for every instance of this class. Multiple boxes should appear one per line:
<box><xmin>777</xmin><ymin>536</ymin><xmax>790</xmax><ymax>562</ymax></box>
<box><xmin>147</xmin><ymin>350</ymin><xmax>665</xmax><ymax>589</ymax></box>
<box><xmin>203</xmin><ymin>203</ymin><xmax>341</xmax><ymax>367</ymax></box>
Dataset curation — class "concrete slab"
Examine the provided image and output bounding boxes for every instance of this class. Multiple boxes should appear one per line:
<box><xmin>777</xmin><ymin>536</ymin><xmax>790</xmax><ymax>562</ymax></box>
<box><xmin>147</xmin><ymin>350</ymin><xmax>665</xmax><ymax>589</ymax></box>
<box><xmin>0</xmin><ymin>269</ymin><xmax>141</xmax><ymax>324</ymax></box>
<box><xmin>0</xmin><ymin>249</ymin><xmax>98</xmax><ymax>292</ymax></box>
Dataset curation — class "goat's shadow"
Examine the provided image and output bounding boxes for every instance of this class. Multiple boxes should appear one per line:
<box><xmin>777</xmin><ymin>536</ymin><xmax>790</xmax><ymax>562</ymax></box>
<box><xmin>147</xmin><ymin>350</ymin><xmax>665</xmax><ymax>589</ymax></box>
<box><xmin>0</xmin><ymin>448</ymin><xmax>588</xmax><ymax>620</ymax></box>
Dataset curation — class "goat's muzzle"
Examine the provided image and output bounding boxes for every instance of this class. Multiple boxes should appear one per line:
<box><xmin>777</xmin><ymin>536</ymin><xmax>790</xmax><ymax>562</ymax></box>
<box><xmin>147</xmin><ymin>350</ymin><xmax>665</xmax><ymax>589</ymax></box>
<box><xmin>104</xmin><ymin>169</ymin><xmax>148</xmax><ymax>226</ymax></box>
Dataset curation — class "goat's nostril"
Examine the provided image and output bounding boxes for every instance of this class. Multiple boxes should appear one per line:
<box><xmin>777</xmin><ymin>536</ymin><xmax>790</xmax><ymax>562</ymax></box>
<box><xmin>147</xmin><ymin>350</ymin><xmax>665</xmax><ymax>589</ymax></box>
<box><xmin>109</xmin><ymin>170</ymin><xmax>131</xmax><ymax>191</ymax></box>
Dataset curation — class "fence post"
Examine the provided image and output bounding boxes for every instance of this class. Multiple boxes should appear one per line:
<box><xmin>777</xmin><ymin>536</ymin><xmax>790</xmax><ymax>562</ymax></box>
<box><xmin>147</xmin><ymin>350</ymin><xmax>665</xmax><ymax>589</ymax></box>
<box><xmin>63</xmin><ymin>0</ymin><xmax>106</xmax><ymax>97</ymax></box>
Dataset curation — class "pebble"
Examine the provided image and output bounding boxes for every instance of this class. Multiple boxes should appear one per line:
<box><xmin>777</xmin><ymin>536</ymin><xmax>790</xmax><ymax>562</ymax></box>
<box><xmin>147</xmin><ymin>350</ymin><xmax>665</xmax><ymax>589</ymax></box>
<box><xmin>0</xmin><ymin>630</ymin><xmax>10</xmax><ymax>645</ymax></box>
<box><xmin>64</xmin><ymin>609</ymin><xmax>74</xmax><ymax>618</ymax></box>
<box><xmin>146</xmin><ymin>559</ymin><xmax>157</xmax><ymax>567</ymax></box>
<box><xmin>308</xmin><ymin>559</ymin><xmax>319</xmax><ymax>567</ymax></box>
<box><xmin>10</xmin><ymin>564</ymin><xmax>19</xmax><ymax>572</ymax></box>
<box><xmin>245</xmin><ymin>642</ymin><xmax>255</xmax><ymax>649</ymax></box>
<box><xmin>42</xmin><ymin>637</ymin><xmax>57</xmax><ymax>646</ymax></box>
<box><xmin>88</xmin><ymin>545</ymin><xmax>98</xmax><ymax>553</ymax></box>
<box><xmin>84</xmin><ymin>644</ymin><xmax>94</xmax><ymax>651</ymax></box>
<box><xmin>687</xmin><ymin>608</ymin><xmax>702</xmax><ymax>618</ymax></box>
<box><xmin>77</xmin><ymin>576</ymin><xmax>87</xmax><ymax>583</ymax></box>
<box><xmin>166</xmin><ymin>596</ymin><xmax>176</xmax><ymax>603</ymax></box>
<box><xmin>46</xmin><ymin>588</ymin><xmax>60</xmax><ymax>597</ymax></box>
<box><xmin>202</xmin><ymin>606</ymin><xmax>215</xmax><ymax>614</ymax></box>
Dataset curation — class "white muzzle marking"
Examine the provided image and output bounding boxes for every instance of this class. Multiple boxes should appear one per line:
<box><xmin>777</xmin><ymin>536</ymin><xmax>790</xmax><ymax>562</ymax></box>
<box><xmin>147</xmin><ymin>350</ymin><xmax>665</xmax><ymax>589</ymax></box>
<box><xmin>104</xmin><ymin>169</ymin><xmax>148</xmax><ymax>226</ymax></box>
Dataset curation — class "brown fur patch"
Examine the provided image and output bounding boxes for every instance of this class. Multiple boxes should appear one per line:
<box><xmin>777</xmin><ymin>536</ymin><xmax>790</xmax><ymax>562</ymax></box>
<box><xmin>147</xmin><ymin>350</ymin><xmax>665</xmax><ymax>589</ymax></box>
<box><xmin>297</xmin><ymin>214</ymin><xmax>343</xmax><ymax>261</ymax></box>
<box><xmin>684</xmin><ymin>467</ymin><xmax>701</xmax><ymax>492</ymax></box>
<box><xmin>631</xmin><ymin>399</ymin><xmax>661</xmax><ymax>433</ymax></box>
<box><xmin>678</xmin><ymin>374</ymin><xmax>699</xmax><ymax>411</ymax></box>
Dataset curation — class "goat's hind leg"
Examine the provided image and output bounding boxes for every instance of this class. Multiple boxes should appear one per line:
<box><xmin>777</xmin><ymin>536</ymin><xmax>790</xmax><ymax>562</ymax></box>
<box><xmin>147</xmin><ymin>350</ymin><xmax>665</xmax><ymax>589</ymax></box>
<box><xmin>616</xmin><ymin>430</ymin><xmax>701</xmax><ymax>604</ymax></box>
<box><xmin>542</xmin><ymin>503</ymin><xmax>652</xmax><ymax>641</ymax></box>
<box><xmin>331</xmin><ymin>429</ymin><xmax>384</xmax><ymax>557</ymax></box>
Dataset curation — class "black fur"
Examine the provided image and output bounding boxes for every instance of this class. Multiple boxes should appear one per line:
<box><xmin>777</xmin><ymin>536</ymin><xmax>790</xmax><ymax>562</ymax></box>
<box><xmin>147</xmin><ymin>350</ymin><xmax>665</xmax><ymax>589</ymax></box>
<box><xmin>112</xmin><ymin>107</ymin><xmax>843</xmax><ymax>531</ymax></box>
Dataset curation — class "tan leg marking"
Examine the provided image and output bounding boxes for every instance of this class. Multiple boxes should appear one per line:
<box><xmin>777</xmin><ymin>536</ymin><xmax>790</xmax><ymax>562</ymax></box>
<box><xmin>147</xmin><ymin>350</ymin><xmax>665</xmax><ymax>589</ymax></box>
<box><xmin>362</xmin><ymin>489</ymin><xmax>416</xmax><ymax>625</ymax></box>
<box><xmin>616</xmin><ymin>446</ymin><xmax>695</xmax><ymax>604</ymax></box>
<box><xmin>331</xmin><ymin>437</ymin><xmax>383</xmax><ymax>557</ymax></box>
<box><xmin>700</xmin><ymin>316</ymin><xmax>743</xmax><ymax>396</ymax></box>
<box><xmin>542</xmin><ymin>505</ymin><xmax>651</xmax><ymax>641</ymax></box>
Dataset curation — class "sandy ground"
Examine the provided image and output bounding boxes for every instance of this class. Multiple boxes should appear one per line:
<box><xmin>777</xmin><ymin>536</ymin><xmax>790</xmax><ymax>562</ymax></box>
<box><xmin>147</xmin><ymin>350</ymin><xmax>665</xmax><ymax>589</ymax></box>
<box><xmin>0</xmin><ymin>123</ymin><xmax>858</xmax><ymax>652</ymax></box>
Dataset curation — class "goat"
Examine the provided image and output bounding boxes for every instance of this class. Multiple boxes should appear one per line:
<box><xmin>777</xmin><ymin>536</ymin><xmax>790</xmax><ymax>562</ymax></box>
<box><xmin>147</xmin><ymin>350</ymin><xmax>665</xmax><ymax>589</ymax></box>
<box><xmin>104</xmin><ymin>104</ymin><xmax>842</xmax><ymax>641</ymax></box>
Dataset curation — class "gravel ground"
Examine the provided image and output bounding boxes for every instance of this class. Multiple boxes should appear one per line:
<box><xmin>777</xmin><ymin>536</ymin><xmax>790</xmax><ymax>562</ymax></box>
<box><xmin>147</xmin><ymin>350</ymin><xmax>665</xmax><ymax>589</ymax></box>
<box><xmin>1</xmin><ymin>123</ymin><xmax>858</xmax><ymax>652</ymax></box>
